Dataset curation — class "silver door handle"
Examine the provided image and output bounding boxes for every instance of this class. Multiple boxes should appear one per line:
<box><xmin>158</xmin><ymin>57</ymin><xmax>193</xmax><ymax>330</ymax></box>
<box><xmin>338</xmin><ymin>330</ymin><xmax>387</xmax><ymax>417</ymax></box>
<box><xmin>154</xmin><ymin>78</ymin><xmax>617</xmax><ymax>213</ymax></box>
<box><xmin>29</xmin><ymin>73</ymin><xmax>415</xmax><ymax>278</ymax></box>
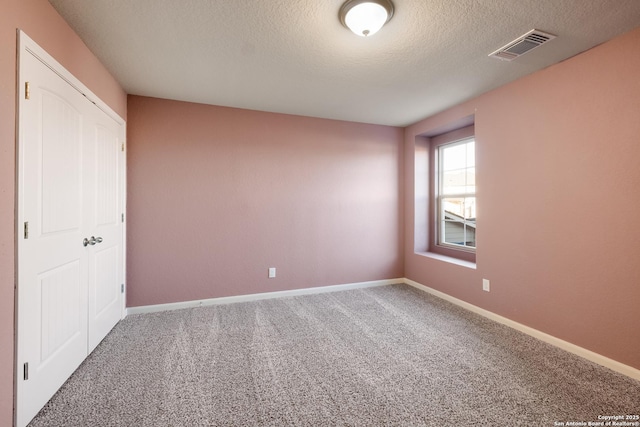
<box><xmin>82</xmin><ymin>236</ymin><xmax>103</xmax><ymax>247</ymax></box>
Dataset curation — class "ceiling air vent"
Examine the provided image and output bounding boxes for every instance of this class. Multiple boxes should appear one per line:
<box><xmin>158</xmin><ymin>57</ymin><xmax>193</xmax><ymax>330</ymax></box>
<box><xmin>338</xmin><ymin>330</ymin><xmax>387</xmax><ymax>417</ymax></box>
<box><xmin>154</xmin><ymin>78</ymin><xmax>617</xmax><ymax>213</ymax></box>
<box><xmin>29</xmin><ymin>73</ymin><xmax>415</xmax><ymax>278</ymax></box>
<box><xmin>489</xmin><ymin>29</ymin><xmax>557</xmax><ymax>61</ymax></box>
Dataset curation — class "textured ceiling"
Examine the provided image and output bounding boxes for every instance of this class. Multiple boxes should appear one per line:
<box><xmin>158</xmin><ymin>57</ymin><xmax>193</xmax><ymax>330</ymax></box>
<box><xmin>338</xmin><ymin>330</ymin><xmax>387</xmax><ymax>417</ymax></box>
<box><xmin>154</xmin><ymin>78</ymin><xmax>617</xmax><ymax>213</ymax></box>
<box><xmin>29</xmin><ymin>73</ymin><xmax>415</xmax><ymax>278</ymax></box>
<box><xmin>49</xmin><ymin>0</ymin><xmax>640</xmax><ymax>126</ymax></box>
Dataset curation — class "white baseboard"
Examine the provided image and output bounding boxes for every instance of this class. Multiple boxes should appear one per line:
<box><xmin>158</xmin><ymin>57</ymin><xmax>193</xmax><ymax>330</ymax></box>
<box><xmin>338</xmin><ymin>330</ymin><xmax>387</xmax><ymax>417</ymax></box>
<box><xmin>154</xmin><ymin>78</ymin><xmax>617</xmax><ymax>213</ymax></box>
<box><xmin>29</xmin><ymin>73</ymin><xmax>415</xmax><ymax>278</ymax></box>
<box><xmin>126</xmin><ymin>278</ymin><xmax>402</xmax><ymax>315</ymax></box>
<box><xmin>403</xmin><ymin>278</ymin><xmax>640</xmax><ymax>382</ymax></box>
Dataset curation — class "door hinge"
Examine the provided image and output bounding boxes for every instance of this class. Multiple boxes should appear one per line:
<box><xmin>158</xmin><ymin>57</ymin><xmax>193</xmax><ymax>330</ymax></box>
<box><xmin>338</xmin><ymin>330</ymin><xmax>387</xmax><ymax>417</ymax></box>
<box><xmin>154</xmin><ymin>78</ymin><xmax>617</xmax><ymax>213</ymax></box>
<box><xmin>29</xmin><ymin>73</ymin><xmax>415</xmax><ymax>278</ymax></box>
<box><xmin>25</xmin><ymin>82</ymin><xmax>30</xmax><ymax>100</ymax></box>
<box><xmin>121</xmin><ymin>142</ymin><xmax>125</xmax><ymax>152</ymax></box>
<box><xmin>121</xmin><ymin>284</ymin><xmax>124</xmax><ymax>294</ymax></box>
<box><xmin>121</xmin><ymin>213</ymin><xmax>124</xmax><ymax>223</ymax></box>
<box><xmin>24</xmin><ymin>221</ymin><xmax>29</xmax><ymax>239</ymax></box>
<box><xmin>23</xmin><ymin>362</ymin><xmax>29</xmax><ymax>380</ymax></box>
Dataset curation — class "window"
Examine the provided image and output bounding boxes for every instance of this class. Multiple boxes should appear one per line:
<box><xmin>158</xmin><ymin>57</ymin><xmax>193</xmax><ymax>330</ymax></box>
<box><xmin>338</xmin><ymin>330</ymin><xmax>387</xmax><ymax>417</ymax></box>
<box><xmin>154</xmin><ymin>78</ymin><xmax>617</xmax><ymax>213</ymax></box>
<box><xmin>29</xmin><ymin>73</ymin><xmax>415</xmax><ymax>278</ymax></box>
<box><xmin>415</xmin><ymin>119</ymin><xmax>476</xmax><ymax>264</ymax></box>
<box><xmin>436</xmin><ymin>138</ymin><xmax>476</xmax><ymax>253</ymax></box>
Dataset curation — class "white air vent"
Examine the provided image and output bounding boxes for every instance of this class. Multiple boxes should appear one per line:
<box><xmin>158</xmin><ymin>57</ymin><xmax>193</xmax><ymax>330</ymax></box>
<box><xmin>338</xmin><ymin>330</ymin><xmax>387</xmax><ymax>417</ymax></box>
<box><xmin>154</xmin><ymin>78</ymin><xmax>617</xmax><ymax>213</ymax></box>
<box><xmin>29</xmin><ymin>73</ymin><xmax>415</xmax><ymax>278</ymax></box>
<box><xmin>489</xmin><ymin>29</ymin><xmax>557</xmax><ymax>61</ymax></box>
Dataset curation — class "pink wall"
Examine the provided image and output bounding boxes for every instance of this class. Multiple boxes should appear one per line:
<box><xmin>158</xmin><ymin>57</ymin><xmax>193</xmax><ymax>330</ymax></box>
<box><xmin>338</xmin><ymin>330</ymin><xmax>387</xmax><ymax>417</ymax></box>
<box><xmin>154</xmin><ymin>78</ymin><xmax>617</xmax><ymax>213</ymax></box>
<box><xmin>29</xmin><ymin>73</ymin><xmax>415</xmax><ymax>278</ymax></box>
<box><xmin>404</xmin><ymin>27</ymin><xmax>640</xmax><ymax>370</ymax></box>
<box><xmin>0</xmin><ymin>0</ymin><xmax>126</xmax><ymax>424</ymax></box>
<box><xmin>126</xmin><ymin>96</ymin><xmax>404</xmax><ymax>307</ymax></box>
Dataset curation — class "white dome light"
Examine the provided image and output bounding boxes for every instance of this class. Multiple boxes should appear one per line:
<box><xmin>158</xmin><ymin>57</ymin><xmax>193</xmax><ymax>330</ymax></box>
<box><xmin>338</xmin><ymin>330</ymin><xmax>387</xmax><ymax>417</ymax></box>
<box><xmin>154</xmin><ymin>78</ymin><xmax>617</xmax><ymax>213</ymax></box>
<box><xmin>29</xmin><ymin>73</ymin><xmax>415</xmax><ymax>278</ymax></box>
<box><xmin>339</xmin><ymin>0</ymin><xmax>394</xmax><ymax>37</ymax></box>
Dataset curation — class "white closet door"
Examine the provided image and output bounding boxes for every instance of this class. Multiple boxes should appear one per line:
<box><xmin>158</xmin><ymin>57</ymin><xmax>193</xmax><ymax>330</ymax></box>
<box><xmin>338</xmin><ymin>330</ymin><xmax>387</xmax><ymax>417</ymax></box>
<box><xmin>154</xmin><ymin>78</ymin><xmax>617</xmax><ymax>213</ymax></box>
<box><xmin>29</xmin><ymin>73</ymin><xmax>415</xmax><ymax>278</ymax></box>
<box><xmin>87</xmin><ymin>109</ymin><xmax>124</xmax><ymax>352</ymax></box>
<box><xmin>17</xmin><ymin>40</ymin><xmax>125</xmax><ymax>427</ymax></box>
<box><xmin>17</xmin><ymin>49</ymin><xmax>90</xmax><ymax>427</ymax></box>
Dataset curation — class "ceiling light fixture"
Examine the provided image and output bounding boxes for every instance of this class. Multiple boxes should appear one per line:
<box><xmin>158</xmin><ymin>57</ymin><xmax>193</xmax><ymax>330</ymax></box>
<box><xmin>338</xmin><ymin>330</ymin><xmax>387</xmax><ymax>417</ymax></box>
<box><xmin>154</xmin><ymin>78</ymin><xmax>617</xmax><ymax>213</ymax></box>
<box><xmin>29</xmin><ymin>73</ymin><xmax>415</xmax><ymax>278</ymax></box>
<box><xmin>339</xmin><ymin>0</ymin><xmax>394</xmax><ymax>37</ymax></box>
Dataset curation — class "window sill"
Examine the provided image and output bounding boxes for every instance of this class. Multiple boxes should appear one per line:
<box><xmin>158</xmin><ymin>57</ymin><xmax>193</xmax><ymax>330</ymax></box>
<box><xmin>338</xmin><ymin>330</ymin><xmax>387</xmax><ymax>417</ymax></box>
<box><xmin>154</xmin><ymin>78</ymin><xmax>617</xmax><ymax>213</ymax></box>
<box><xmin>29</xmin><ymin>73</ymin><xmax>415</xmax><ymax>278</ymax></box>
<box><xmin>415</xmin><ymin>251</ymin><xmax>477</xmax><ymax>269</ymax></box>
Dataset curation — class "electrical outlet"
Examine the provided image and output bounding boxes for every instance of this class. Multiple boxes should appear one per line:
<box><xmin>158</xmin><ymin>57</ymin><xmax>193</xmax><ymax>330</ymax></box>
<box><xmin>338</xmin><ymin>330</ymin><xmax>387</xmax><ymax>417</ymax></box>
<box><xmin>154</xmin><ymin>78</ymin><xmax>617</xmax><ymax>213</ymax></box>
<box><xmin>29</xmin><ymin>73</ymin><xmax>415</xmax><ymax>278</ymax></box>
<box><xmin>482</xmin><ymin>279</ymin><xmax>490</xmax><ymax>292</ymax></box>
<box><xmin>268</xmin><ymin>267</ymin><xmax>276</xmax><ymax>278</ymax></box>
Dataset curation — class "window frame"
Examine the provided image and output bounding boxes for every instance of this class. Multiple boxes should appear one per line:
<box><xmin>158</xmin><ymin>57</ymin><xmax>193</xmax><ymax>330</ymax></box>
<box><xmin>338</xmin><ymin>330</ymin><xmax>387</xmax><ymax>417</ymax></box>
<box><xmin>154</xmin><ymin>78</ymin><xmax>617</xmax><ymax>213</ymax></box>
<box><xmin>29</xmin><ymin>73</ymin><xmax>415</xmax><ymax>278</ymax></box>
<box><xmin>428</xmin><ymin>127</ymin><xmax>476</xmax><ymax>263</ymax></box>
<box><xmin>437</xmin><ymin>137</ymin><xmax>476</xmax><ymax>252</ymax></box>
